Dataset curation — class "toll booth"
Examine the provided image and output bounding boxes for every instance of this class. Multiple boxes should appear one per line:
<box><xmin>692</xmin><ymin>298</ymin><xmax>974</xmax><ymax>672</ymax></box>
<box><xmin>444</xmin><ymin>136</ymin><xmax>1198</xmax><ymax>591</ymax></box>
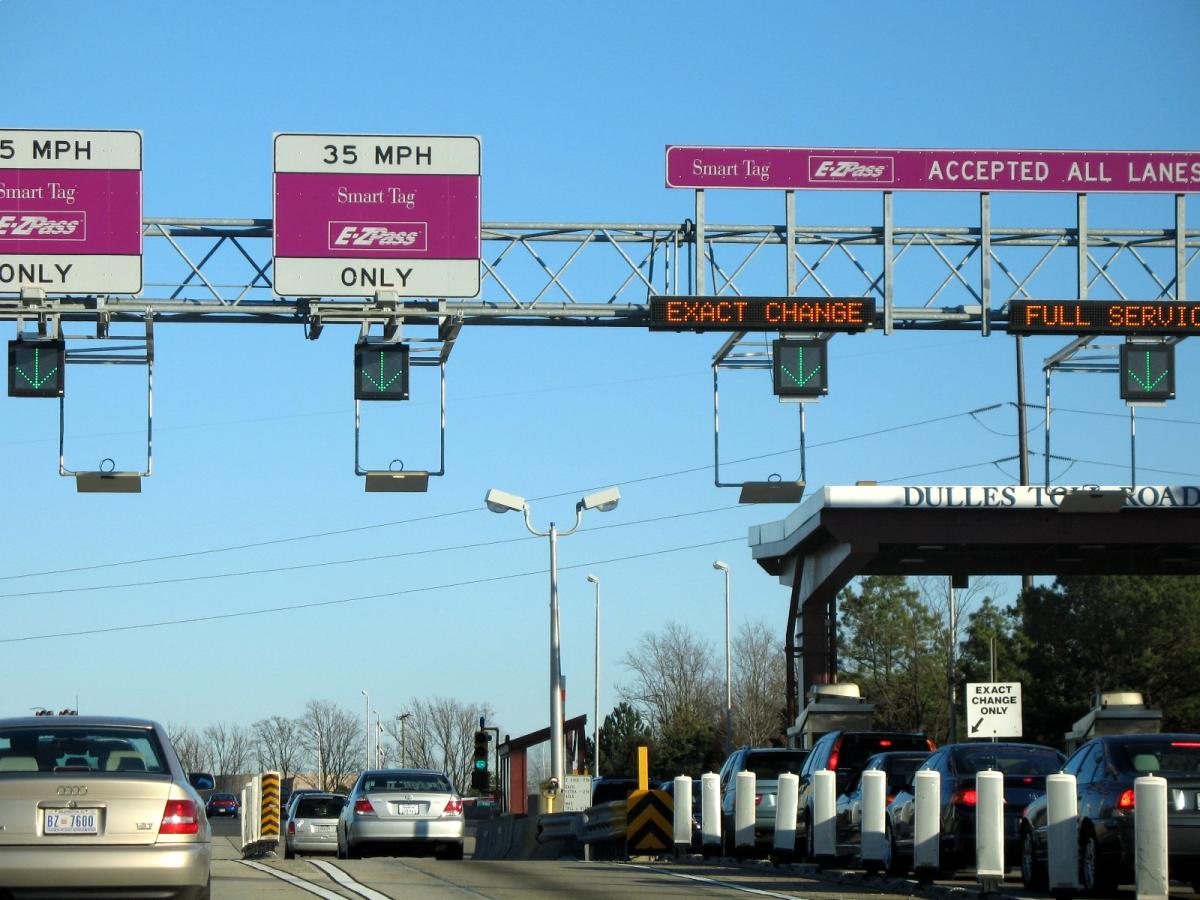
<box><xmin>1064</xmin><ymin>691</ymin><xmax>1162</xmax><ymax>753</ymax></box>
<box><xmin>788</xmin><ymin>683</ymin><xmax>875</xmax><ymax>750</ymax></box>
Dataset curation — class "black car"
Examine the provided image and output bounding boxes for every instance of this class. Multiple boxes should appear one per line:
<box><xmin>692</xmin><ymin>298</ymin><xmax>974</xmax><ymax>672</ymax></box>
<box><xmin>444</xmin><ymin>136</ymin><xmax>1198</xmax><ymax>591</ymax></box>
<box><xmin>834</xmin><ymin>750</ymin><xmax>931</xmax><ymax>869</ymax></box>
<box><xmin>885</xmin><ymin>741</ymin><xmax>1064</xmax><ymax>876</ymax></box>
<box><xmin>797</xmin><ymin>730</ymin><xmax>936</xmax><ymax>859</ymax></box>
<box><xmin>1020</xmin><ymin>733</ymin><xmax>1200</xmax><ymax>894</ymax></box>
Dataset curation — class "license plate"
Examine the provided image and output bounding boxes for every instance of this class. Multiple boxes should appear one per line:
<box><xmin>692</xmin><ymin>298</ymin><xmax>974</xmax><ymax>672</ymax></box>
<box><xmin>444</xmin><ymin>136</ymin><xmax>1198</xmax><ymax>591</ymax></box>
<box><xmin>45</xmin><ymin>808</ymin><xmax>99</xmax><ymax>834</ymax></box>
<box><xmin>317</xmin><ymin>824</ymin><xmax>335</xmax><ymax>832</ymax></box>
<box><xmin>395</xmin><ymin>803</ymin><xmax>419</xmax><ymax>815</ymax></box>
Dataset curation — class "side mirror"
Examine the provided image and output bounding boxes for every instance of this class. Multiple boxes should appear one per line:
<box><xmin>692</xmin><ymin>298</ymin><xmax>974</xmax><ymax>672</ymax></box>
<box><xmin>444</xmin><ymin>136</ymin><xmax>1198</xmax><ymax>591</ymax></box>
<box><xmin>189</xmin><ymin>772</ymin><xmax>215</xmax><ymax>791</ymax></box>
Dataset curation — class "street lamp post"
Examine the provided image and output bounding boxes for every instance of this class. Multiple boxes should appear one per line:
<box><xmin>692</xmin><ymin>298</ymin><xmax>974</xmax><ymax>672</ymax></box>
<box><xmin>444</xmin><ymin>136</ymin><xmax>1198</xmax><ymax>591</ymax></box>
<box><xmin>713</xmin><ymin>560</ymin><xmax>733</xmax><ymax>754</ymax></box>
<box><xmin>310</xmin><ymin>725</ymin><xmax>324</xmax><ymax>791</ymax></box>
<box><xmin>486</xmin><ymin>486</ymin><xmax>621</xmax><ymax>790</ymax></box>
<box><xmin>398</xmin><ymin>712</ymin><xmax>411</xmax><ymax>767</ymax></box>
<box><xmin>374</xmin><ymin>710</ymin><xmax>382</xmax><ymax>767</ymax></box>
<box><xmin>361</xmin><ymin>689</ymin><xmax>370</xmax><ymax>771</ymax></box>
<box><xmin>586</xmin><ymin>573</ymin><xmax>601</xmax><ymax>780</ymax></box>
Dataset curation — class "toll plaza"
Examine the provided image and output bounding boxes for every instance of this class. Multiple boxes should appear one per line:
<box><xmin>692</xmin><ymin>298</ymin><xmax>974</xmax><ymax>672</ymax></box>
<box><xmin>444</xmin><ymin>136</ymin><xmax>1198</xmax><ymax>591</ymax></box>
<box><xmin>748</xmin><ymin>484</ymin><xmax>1200</xmax><ymax>732</ymax></box>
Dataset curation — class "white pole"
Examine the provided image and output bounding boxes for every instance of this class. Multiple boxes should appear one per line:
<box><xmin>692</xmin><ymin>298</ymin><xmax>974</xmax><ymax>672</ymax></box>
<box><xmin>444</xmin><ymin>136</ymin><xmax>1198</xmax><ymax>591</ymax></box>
<box><xmin>774</xmin><ymin>772</ymin><xmax>800</xmax><ymax>856</ymax></box>
<box><xmin>813</xmin><ymin>769</ymin><xmax>837</xmax><ymax>860</ymax></box>
<box><xmin>734</xmin><ymin>770</ymin><xmax>756</xmax><ymax>854</ymax></box>
<box><xmin>860</xmin><ymin>769</ymin><xmax>886</xmax><ymax>869</ymax></box>
<box><xmin>361</xmin><ymin>689</ymin><xmax>370</xmax><ymax>771</ymax></box>
<box><xmin>549</xmin><ymin>525</ymin><xmax>564</xmax><ymax>790</ymax></box>
<box><xmin>1046</xmin><ymin>773</ymin><xmax>1080</xmax><ymax>891</ymax></box>
<box><xmin>701</xmin><ymin>772</ymin><xmax>721</xmax><ymax>851</ymax></box>
<box><xmin>975</xmin><ymin>770</ymin><xmax>1005</xmax><ymax>881</ymax></box>
<box><xmin>913</xmin><ymin>769</ymin><xmax>941</xmax><ymax>878</ymax></box>
<box><xmin>673</xmin><ymin>775</ymin><xmax>693</xmax><ymax>849</ymax></box>
<box><xmin>1135</xmin><ymin>775</ymin><xmax>1169</xmax><ymax>900</ymax></box>
<box><xmin>588</xmin><ymin>574</ymin><xmax>601</xmax><ymax>781</ymax></box>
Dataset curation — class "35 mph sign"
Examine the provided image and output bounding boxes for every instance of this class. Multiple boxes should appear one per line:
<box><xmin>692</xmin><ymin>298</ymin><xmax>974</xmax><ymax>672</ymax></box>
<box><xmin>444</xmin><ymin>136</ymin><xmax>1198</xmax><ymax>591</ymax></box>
<box><xmin>965</xmin><ymin>682</ymin><xmax>1022</xmax><ymax>739</ymax></box>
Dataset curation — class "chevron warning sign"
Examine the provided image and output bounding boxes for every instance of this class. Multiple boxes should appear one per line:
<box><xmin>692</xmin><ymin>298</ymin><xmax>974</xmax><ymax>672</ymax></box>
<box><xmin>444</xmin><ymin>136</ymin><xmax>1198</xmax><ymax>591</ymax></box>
<box><xmin>260</xmin><ymin>771</ymin><xmax>281</xmax><ymax>838</ymax></box>
<box><xmin>627</xmin><ymin>788</ymin><xmax>673</xmax><ymax>854</ymax></box>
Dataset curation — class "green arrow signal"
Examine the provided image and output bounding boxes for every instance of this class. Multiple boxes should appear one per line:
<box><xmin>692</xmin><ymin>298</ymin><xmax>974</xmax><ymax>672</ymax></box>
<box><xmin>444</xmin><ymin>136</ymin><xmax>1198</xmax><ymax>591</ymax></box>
<box><xmin>361</xmin><ymin>350</ymin><xmax>403</xmax><ymax>391</ymax></box>
<box><xmin>780</xmin><ymin>348</ymin><xmax>822</xmax><ymax>387</ymax></box>
<box><xmin>16</xmin><ymin>348</ymin><xmax>60</xmax><ymax>389</ymax></box>
<box><xmin>1128</xmin><ymin>351</ymin><xmax>1169</xmax><ymax>391</ymax></box>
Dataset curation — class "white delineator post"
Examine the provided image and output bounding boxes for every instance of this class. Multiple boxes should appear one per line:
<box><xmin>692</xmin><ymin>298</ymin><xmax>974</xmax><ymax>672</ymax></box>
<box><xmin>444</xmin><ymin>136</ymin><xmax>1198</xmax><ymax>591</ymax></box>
<box><xmin>774</xmin><ymin>772</ymin><xmax>799</xmax><ymax>857</ymax></box>
<box><xmin>673</xmin><ymin>775</ymin><xmax>693</xmax><ymax>851</ymax></box>
<box><xmin>813</xmin><ymin>769</ymin><xmax>837</xmax><ymax>860</ymax></box>
<box><xmin>1135</xmin><ymin>775</ymin><xmax>1169</xmax><ymax>900</ymax></box>
<box><xmin>860</xmin><ymin>769</ymin><xmax>887</xmax><ymax>870</ymax></box>
<box><xmin>1046</xmin><ymin>773</ymin><xmax>1080</xmax><ymax>892</ymax></box>
<box><xmin>701</xmin><ymin>772</ymin><xmax>721</xmax><ymax>852</ymax></box>
<box><xmin>913</xmin><ymin>769</ymin><xmax>941</xmax><ymax>879</ymax></box>
<box><xmin>734</xmin><ymin>770</ymin><xmax>756</xmax><ymax>853</ymax></box>
<box><xmin>975</xmin><ymin>770</ymin><xmax>1005</xmax><ymax>886</ymax></box>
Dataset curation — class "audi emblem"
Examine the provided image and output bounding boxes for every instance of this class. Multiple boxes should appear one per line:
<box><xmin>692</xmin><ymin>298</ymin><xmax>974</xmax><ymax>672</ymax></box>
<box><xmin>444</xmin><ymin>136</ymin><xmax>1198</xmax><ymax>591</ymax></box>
<box><xmin>56</xmin><ymin>785</ymin><xmax>88</xmax><ymax>796</ymax></box>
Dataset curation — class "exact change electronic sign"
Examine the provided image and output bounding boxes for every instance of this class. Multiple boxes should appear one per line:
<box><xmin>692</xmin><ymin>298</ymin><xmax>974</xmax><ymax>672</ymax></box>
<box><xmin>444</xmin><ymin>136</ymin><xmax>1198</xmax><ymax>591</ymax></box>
<box><xmin>649</xmin><ymin>296</ymin><xmax>875</xmax><ymax>332</ymax></box>
<box><xmin>773</xmin><ymin>339</ymin><xmax>827</xmax><ymax>398</ymax></box>
<box><xmin>273</xmin><ymin>133</ymin><xmax>481</xmax><ymax>298</ymax></box>
<box><xmin>1006</xmin><ymin>300</ymin><xmax>1200</xmax><ymax>335</ymax></box>
<box><xmin>1120</xmin><ymin>344</ymin><xmax>1175</xmax><ymax>402</ymax></box>
<box><xmin>0</xmin><ymin>129</ymin><xmax>142</xmax><ymax>294</ymax></box>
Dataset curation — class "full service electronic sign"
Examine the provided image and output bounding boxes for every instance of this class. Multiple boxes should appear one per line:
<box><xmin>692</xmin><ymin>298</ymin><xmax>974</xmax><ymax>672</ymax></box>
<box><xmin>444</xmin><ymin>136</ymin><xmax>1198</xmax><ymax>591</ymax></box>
<box><xmin>1005</xmin><ymin>300</ymin><xmax>1200</xmax><ymax>335</ymax></box>
<box><xmin>0</xmin><ymin>129</ymin><xmax>142</xmax><ymax>294</ymax></box>
<box><xmin>273</xmin><ymin>133</ymin><xmax>480</xmax><ymax>298</ymax></box>
<box><xmin>666</xmin><ymin>146</ymin><xmax>1200</xmax><ymax>193</ymax></box>
<box><xmin>649</xmin><ymin>296</ymin><xmax>875</xmax><ymax>332</ymax></box>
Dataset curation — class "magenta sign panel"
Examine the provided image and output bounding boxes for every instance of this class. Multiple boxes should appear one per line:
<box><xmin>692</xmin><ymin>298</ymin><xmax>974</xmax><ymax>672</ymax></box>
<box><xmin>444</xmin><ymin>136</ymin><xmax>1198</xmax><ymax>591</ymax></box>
<box><xmin>666</xmin><ymin>146</ymin><xmax>1200</xmax><ymax>193</ymax></box>
<box><xmin>0</xmin><ymin>129</ymin><xmax>142</xmax><ymax>294</ymax></box>
<box><xmin>273</xmin><ymin>134</ymin><xmax>481</xmax><ymax>298</ymax></box>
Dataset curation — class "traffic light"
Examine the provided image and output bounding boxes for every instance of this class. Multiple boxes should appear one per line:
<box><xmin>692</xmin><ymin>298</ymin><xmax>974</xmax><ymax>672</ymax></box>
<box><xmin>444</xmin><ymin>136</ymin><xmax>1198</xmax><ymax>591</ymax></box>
<box><xmin>8</xmin><ymin>339</ymin><xmax>65</xmax><ymax>398</ymax></box>
<box><xmin>471</xmin><ymin>730</ymin><xmax>489</xmax><ymax>791</ymax></box>
<box><xmin>1120</xmin><ymin>343</ymin><xmax>1175</xmax><ymax>402</ymax></box>
<box><xmin>354</xmin><ymin>342</ymin><xmax>409</xmax><ymax>400</ymax></box>
<box><xmin>772</xmin><ymin>338</ymin><xmax>828</xmax><ymax>398</ymax></box>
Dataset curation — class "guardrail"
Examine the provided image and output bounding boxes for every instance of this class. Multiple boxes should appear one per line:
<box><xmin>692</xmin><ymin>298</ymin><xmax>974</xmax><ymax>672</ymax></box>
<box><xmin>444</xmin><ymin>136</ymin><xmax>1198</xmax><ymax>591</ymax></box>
<box><xmin>536</xmin><ymin>811</ymin><xmax>584</xmax><ymax>844</ymax></box>
<box><xmin>580</xmin><ymin>800</ymin><xmax>627</xmax><ymax>860</ymax></box>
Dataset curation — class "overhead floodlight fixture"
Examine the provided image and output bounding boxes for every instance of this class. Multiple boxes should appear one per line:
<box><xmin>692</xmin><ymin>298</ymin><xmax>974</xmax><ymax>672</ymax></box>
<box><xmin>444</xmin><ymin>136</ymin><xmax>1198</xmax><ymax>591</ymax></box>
<box><xmin>364</xmin><ymin>470</ymin><xmax>430</xmax><ymax>493</ymax></box>
<box><xmin>586</xmin><ymin>573</ymin><xmax>600</xmax><ymax>585</ymax></box>
<box><xmin>738</xmin><ymin>480</ymin><xmax>805</xmax><ymax>504</ymax></box>
<box><xmin>1056</xmin><ymin>488</ymin><xmax>1128</xmax><ymax>514</ymax></box>
<box><xmin>485</xmin><ymin>488</ymin><xmax>526</xmax><ymax>514</ymax></box>
<box><xmin>713</xmin><ymin>560</ymin><xmax>729</xmax><ymax>572</ymax></box>
<box><xmin>578</xmin><ymin>486</ymin><xmax>621</xmax><ymax>513</ymax></box>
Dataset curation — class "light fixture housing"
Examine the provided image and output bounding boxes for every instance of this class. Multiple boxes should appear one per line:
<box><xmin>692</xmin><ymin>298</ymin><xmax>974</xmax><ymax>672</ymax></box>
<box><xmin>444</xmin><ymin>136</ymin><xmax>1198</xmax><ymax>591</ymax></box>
<box><xmin>485</xmin><ymin>488</ymin><xmax>526</xmax><ymax>514</ymax></box>
<box><xmin>586</xmin><ymin>574</ymin><xmax>600</xmax><ymax>585</ymax></box>
<box><xmin>713</xmin><ymin>560</ymin><xmax>729</xmax><ymax>572</ymax></box>
<box><xmin>579</xmin><ymin>486</ymin><xmax>621</xmax><ymax>512</ymax></box>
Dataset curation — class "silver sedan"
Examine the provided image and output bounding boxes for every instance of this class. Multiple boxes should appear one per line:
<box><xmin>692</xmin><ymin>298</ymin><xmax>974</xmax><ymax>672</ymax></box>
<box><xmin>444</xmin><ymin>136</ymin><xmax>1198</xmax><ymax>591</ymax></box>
<box><xmin>337</xmin><ymin>768</ymin><xmax>464</xmax><ymax>860</ymax></box>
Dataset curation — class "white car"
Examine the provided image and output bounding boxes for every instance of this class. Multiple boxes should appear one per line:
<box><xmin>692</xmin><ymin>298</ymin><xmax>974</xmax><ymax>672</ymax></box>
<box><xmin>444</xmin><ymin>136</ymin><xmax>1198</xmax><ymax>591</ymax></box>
<box><xmin>337</xmin><ymin>768</ymin><xmax>464</xmax><ymax>860</ymax></box>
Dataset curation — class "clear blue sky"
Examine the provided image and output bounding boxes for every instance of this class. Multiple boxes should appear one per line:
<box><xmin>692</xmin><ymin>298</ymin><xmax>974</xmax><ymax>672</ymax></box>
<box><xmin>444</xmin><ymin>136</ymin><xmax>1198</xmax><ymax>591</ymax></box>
<box><xmin>2</xmin><ymin>0</ymin><xmax>1197</xmax><ymax>746</ymax></box>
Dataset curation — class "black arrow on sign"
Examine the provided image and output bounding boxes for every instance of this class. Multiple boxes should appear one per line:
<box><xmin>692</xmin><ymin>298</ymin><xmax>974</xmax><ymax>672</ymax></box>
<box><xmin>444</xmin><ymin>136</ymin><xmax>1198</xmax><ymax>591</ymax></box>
<box><xmin>971</xmin><ymin>717</ymin><xmax>984</xmax><ymax>735</ymax></box>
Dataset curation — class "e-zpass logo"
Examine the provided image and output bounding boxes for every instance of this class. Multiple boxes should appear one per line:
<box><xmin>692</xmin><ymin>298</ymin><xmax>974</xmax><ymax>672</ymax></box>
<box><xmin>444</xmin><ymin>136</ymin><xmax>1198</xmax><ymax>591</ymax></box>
<box><xmin>329</xmin><ymin>221</ymin><xmax>428</xmax><ymax>252</ymax></box>
<box><xmin>809</xmin><ymin>156</ymin><xmax>894</xmax><ymax>183</ymax></box>
<box><xmin>0</xmin><ymin>213</ymin><xmax>85</xmax><ymax>240</ymax></box>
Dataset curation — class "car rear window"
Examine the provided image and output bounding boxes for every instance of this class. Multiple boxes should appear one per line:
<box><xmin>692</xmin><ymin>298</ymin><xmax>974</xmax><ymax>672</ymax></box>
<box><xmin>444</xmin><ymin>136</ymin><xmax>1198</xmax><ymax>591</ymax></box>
<box><xmin>952</xmin><ymin>746</ymin><xmax>1063</xmax><ymax>775</ymax></box>
<box><xmin>0</xmin><ymin>725</ymin><xmax>167</xmax><ymax>775</ymax></box>
<box><xmin>746</xmin><ymin>751</ymin><xmax>808</xmax><ymax>780</ymax></box>
<box><xmin>1116</xmin><ymin>739</ymin><xmax>1200</xmax><ymax>775</ymax></box>
<box><xmin>882</xmin><ymin>755</ymin><xmax>929</xmax><ymax>792</ymax></box>
<box><xmin>838</xmin><ymin>735</ymin><xmax>931</xmax><ymax>775</ymax></box>
<box><xmin>297</xmin><ymin>796</ymin><xmax>345</xmax><ymax>818</ymax></box>
<box><xmin>363</xmin><ymin>773</ymin><xmax>451</xmax><ymax>793</ymax></box>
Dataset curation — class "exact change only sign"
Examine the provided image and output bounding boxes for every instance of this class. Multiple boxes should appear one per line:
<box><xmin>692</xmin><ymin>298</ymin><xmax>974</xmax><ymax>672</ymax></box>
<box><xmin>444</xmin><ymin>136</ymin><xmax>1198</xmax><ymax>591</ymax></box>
<box><xmin>0</xmin><ymin>129</ymin><xmax>142</xmax><ymax>294</ymax></box>
<box><xmin>273</xmin><ymin>133</ymin><xmax>480</xmax><ymax>298</ymax></box>
<box><xmin>666</xmin><ymin>146</ymin><xmax>1200</xmax><ymax>193</ymax></box>
<box><xmin>965</xmin><ymin>682</ymin><xmax>1022</xmax><ymax>739</ymax></box>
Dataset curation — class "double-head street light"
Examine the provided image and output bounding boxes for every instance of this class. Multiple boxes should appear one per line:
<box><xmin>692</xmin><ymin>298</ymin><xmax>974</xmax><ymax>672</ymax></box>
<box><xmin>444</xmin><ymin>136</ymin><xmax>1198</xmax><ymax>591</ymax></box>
<box><xmin>586</xmin><ymin>573</ymin><xmax>600</xmax><ymax>780</ymax></box>
<box><xmin>485</xmin><ymin>486</ymin><xmax>621</xmax><ymax>790</ymax></box>
<box><xmin>361</xmin><ymin>689</ymin><xmax>370</xmax><ymax>771</ymax></box>
<box><xmin>713</xmin><ymin>560</ymin><xmax>733</xmax><ymax>754</ymax></box>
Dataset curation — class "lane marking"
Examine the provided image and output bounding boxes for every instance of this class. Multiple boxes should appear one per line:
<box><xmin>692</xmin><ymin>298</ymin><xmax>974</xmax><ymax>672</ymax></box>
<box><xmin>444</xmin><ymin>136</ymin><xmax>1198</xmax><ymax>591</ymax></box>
<box><xmin>620</xmin><ymin>863</ymin><xmax>806</xmax><ymax>898</ymax></box>
<box><xmin>238</xmin><ymin>860</ymin><xmax>347</xmax><ymax>899</ymax></box>
<box><xmin>308</xmin><ymin>859</ymin><xmax>393</xmax><ymax>900</ymax></box>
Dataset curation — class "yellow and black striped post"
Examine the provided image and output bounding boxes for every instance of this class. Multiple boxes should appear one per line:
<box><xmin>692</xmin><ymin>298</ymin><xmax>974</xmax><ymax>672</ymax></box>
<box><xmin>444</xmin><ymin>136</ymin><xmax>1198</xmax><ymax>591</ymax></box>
<box><xmin>627</xmin><ymin>788</ymin><xmax>673</xmax><ymax>856</ymax></box>
<box><xmin>260</xmin><ymin>772</ymin><xmax>281</xmax><ymax>843</ymax></box>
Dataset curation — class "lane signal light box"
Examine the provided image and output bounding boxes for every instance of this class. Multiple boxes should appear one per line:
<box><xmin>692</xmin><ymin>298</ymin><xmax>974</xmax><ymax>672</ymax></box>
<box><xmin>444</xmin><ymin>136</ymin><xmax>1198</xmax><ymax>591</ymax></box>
<box><xmin>8</xmin><ymin>339</ymin><xmax>65</xmax><ymax>398</ymax></box>
<box><xmin>355</xmin><ymin>342</ymin><xmax>409</xmax><ymax>401</ymax></box>
<box><xmin>1119</xmin><ymin>343</ymin><xmax>1175</xmax><ymax>402</ymax></box>
<box><xmin>772</xmin><ymin>339</ymin><xmax>828</xmax><ymax>398</ymax></box>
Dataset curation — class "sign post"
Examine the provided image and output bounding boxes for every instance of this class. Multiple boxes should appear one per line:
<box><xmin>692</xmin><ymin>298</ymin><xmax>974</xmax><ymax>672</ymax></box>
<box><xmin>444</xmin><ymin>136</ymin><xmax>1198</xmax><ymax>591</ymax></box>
<box><xmin>273</xmin><ymin>133</ymin><xmax>480</xmax><ymax>298</ymax></box>
<box><xmin>965</xmin><ymin>682</ymin><xmax>1022</xmax><ymax>739</ymax></box>
<box><xmin>0</xmin><ymin>128</ymin><xmax>142</xmax><ymax>295</ymax></box>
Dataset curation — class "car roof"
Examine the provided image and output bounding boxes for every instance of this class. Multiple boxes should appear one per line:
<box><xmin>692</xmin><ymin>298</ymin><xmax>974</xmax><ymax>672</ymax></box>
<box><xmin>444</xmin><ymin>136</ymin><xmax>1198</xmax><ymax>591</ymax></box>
<box><xmin>0</xmin><ymin>715</ymin><xmax>162</xmax><ymax>729</ymax></box>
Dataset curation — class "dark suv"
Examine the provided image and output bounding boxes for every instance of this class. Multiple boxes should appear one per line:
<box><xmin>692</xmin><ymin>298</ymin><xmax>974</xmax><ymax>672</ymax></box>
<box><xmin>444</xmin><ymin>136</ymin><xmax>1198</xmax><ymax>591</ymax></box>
<box><xmin>797</xmin><ymin>730</ymin><xmax>936</xmax><ymax>859</ymax></box>
<box><xmin>717</xmin><ymin>746</ymin><xmax>810</xmax><ymax>856</ymax></box>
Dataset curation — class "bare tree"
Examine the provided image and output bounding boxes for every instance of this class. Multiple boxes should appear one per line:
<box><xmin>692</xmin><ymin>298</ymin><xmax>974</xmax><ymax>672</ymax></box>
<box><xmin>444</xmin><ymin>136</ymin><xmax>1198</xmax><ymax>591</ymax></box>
<box><xmin>167</xmin><ymin>723</ymin><xmax>209</xmax><ymax>775</ymax></box>
<box><xmin>301</xmin><ymin>700</ymin><xmax>363</xmax><ymax>792</ymax></box>
<box><xmin>394</xmin><ymin>697</ymin><xmax>492</xmax><ymax>792</ymax></box>
<box><xmin>202</xmin><ymin>722</ymin><xmax>254</xmax><ymax>792</ymax></box>
<box><xmin>252</xmin><ymin>716</ymin><xmax>304</xmax><ymax>786</ymax></box>
<box><xmin>732</xmin><ymin>619</ymin><xmax>787</xmax><ymax>745</ymax></box>
<box><xmin>618</xmin><ymin>621</ymin><xmax>721</xmax><ymax>731</ymax></box>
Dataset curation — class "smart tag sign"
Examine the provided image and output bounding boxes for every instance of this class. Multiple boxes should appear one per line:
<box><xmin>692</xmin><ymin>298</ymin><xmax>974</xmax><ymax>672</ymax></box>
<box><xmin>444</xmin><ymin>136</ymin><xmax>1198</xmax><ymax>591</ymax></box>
<box><xmin>649</xmin><ymin>296</ymin><xmax>875</xmax><ymax>332</ymax></box>
<box><xmin>965</xmin><ymin>682</ymin><xmax>1022</xmax><ymax>739</ymax></box>
<box><xmin>0</xmin><ymin>129</ymin><xmax>142</xmax><ymax>294</ymax></box>
<box><xmin>273</xmin><ymin>133</ymin><xmax>481</xmax><ymax>298</ymax></box>
<box><xmin>1120</xmin><ymin>344</ymin><xmax>1175</xmax><ymax>402</ymax></box>
<box><xmin>1006</xmin><ymin>300</ymin><xmax>1200</xmax><ymax>335</ymax></box>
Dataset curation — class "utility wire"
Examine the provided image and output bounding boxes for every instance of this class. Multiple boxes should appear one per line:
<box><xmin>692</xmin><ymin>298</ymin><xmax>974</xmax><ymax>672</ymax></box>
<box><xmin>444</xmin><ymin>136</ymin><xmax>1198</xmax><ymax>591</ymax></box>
<box><xmin>0</xmin><ymin>535</ymin><xmax>745</xmax><ymax>645</ymax></box>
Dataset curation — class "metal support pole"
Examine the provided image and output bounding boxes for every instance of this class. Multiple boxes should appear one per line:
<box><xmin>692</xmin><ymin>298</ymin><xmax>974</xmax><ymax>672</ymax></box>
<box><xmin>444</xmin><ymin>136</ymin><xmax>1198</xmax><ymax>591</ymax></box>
<box><xmin>1077</xmin><ymin>193</ymin><xmax>1089</xmax><ymax>300</ymax></box>
<box><xmin>980</xmin><ymin>192</ymin><xmax>991</xmax><ymax>336</ymax></box>
<box><xmin>883</xmin><ymin>191</ymin><xmax>894</xmax><ymax>335</ymax></box>
<box><xmin>695</xmin><ymin>189</ymin><xmax>706</xmax><ymax>295</ymax></box>
<box><xmin>1016</xmin><ymin>335</ymin><xmax>1032</xmax><ymax>591</ymax></box>
<box><xmin>948</xmin><ymin>578</ymin><xmax>958</xmax><ymax>744</ymax></box>
<box><xmin>587</xmin><ymin>574</ymin><xmax>601</xmax><ymax>780</ymax></box>
<box><xmin>1131</xmin><ymin>406</ymin><xmax>1137</xmax><ymax>489</ymax></box>
<box><xmin>723</xmin><ymin>567</ymin><xmax>733</xmax><ymax>754</ymax></box>
<box><xmin>1176</xmin><ymin>194</ymin><xmax>1187</xmax><ymax>301</ymax></box>
<box><xmin>361</xmin><ymin>690</ymin><xmax>370</xmax><ymax>772</ymax></box>
<box><xmin>1044</xmin><ymin>369</ymin><xmax>1052</xmax><ymax>487</ymax></box>
<box><xmin>549</xmin><ymin>524</ymin><xmax>564</xmax><ymax>789</ymax></box>
<box><xmin>786</xmin><ymin>190</ymin><xmax>796</xmax><ymax>296</ymax></box>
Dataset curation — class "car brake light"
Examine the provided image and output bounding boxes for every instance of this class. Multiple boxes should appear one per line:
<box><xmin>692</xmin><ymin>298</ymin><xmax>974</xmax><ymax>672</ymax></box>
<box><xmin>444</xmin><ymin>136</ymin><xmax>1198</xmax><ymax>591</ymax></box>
<box><xmin>443</xmin><ymin>798</ymin><xmax>463</xmax><ymax>815</ymax></box>
<box><xmin>1171</xmin><ymin>742</ymin><xmax>1200</xmax><ymax>748</ymax></box>
<box><xmin>354</xmin><ymin>798</ymin><xmax>375</xmax><ymax>816</ymax></box>
<box><xmin>827</xmin><ymin>736</ymin><xmax>843</xmax><ymax>772</ymax></box>
<box><xmin>160</xmin><ymin>799</ymin><xmax>199</xmax><ymax>835</ymax></box>
<box><xmin>926</xmin><ymin>738</ymin><xmax>937</xmax><ymax>751</ymax></box>
<box><xmin>288</xmin><ymin>820</ymin><xmax>296</xmax><ymax>834</ymax></box>
<box><xmin>1118</xmin><ymin>789</ymin><xmax>1135</xmax><ymax>810</ymax></box>
<box><xmin>755</xmin><ymin>794</ymin><xmax>763</xmax><ymax>806</ymax></box>
<box><xmin>886</xmin><ymin>794</ymin><xmax>895</xmax><ymax>804</ymax></box>
<box><xmin>952</xmin><ymin>788</ymin><xmax>977</xmax><ymax>806</ymax></box>
<box><xmin>879</xmin><ymin>740</ymin><xmax>892</xmax><ymax>748</ymax></box>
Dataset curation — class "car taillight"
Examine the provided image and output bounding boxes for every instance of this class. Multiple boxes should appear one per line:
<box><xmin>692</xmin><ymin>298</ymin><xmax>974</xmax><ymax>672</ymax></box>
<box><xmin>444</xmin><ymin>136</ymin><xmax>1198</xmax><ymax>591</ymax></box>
<box><xmin>160</xmin><ymin>799</ymin><xmax>199</xmax><ymax>835</ymax></box>
<box><xmin>1118</xmin><ymin>789</ymin><xmax>1136</xmax><ymax>810</ymax></box>
<box><xmin>288</xmin><ymin>820</ymin><xmax>296</xmax><ymax>834</ymax></box>
<box><xmin>827</xmin><ymin>736</ymin><xmax>843</xmax><ymax>772</ymax></box>
<box><xmin>886</xmin><ymin>794</ymin><xmax>895</xmax><ymax>804</ymax></box>
<box><xmin>1171</xmin><ymin>742</ymin><xmax>1200</xmax><ymax>748</ymax></box>
<box><xmin>443</xmin><ymin>798</ymin><xmax>463</xmax><ymax>815</ymax></box>
<box><xmin>951</xmin><ymin>788</ymin><xmax>977</xmax><ymax>806</ymax></box>
<box><xmin>926</xmin><ymin>738</ymin><xmax>937</xmax><ymax>751</ymax></box>
<box><xmin>755</xmin><ymin>794</ymin><xmax>763</xmax><ymax>806</ymax></box>
<box><xmin>879</xmin><ymin>740</ymin><xmax>892</xmax><ymax>748</ymax></box>
<box><xmin>354</xmin><ymin>798</ymin><xmax>375</xmax><ymax>816</ymax></box>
